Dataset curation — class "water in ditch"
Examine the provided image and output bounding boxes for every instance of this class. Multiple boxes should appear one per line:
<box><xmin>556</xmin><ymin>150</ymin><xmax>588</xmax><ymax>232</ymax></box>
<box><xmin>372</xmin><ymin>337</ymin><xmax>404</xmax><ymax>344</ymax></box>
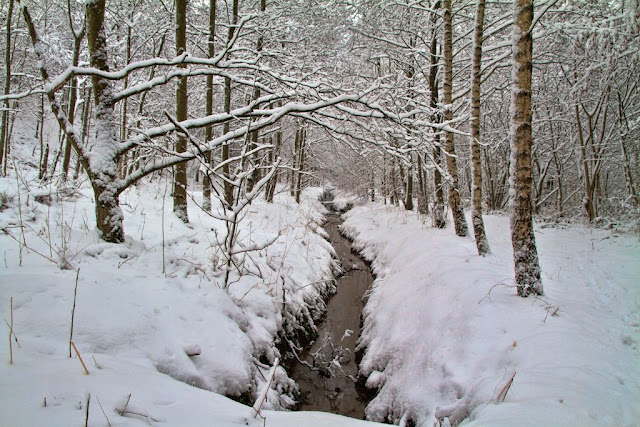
<box><xmin>289</xmin><ymin>211</ymin><xmax>374</xmax><ymax>419</ymax></box>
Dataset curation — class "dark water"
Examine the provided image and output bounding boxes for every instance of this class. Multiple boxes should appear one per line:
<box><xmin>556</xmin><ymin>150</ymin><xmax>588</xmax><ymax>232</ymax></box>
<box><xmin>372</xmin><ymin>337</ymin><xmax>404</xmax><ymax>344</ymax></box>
<box><xmin>290</xmin><ymin>213</ymin><xmax>374</xmax><ymax>419</ymax></box>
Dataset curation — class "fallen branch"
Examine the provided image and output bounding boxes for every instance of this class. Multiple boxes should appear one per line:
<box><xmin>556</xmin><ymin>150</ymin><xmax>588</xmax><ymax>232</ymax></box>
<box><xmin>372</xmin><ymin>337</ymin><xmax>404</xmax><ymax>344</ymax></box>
<box><xmin>252</xmin><ymin>357</ymin><xmax>280</xmax><ymax>418</ymax></box>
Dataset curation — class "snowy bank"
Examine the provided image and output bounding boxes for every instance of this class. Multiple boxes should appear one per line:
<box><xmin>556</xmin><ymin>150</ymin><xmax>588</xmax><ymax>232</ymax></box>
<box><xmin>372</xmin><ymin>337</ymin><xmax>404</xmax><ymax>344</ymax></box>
<box><xmin>341</xmin><ymin>203</ymin><xmax>640</xmax><ymax>426</ymax></box>
<box><xmin>0</xmin><ymin>173</ymin><xmax>380</xmax><ymax>425</ymax></box>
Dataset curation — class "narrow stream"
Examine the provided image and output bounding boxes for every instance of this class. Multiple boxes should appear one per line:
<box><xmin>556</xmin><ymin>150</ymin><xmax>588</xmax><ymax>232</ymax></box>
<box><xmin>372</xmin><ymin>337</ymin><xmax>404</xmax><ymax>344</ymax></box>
<box><xmin>290</xmin><ymin>210</ymin><xmax>374</xmax><ymax>419</ymax></box>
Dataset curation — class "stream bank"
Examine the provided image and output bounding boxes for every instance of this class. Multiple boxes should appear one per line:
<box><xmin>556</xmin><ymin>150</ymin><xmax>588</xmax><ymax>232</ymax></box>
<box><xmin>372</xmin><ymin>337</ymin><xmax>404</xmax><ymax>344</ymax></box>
<box><xmin>288</xmin><ymin>206</ymin><xmax>375</xmax><ymax>419</ymax></box>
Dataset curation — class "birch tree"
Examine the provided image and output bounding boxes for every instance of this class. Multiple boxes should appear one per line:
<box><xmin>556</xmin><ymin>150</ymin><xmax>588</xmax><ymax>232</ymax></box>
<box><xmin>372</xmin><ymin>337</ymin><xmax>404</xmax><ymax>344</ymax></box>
<box><xmin>442</xmin><ymin>0</ymin><xmax>468</xmax><ymax>237</ymax></box>
<box><xmin>469</xmin><ymin>0</ymin><xmax>490</xmax><ymax>255</ymax></box>
<box><xmin>508</xmin><ymin>0</ymin><xmax>542</xmax><ymax>296</ymax></box>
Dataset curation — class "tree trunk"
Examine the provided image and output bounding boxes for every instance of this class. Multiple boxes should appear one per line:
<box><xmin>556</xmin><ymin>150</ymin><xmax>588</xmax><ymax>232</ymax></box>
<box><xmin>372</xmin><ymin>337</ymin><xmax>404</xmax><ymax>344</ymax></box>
<box><xmin>0</xmin><ymin>0</ymin><xmax>14</xmax><ymax>174</ymax></box>
<box><xmin>469</xmin><ymin>0</ymin><xmax>490</xmax><ymax>255</ymax></box>
<box><xmin>417</xmin><ymin>153</ymin><xmax>428</xmax><ymax>214</ymax></box>
<box><xmin>245</xmin><ymin>0</ymin><xmax>267</xmax><ymax>194</ymax></box>
<box><xmin>509</xmin><ymin>0</ymin><xmax>542</xmax><ymax>296</ymax></box>
<box><xmin>295</xmin><ymin>128</ymin><xmax>306</xmax><ymax>203</ymax></box>
<box><xmin>429</xmin><ymin>7</ymin><xmax>445</xmax><ymax>228</ymax></box>
<box><xmin>266</xmin><ymin>131</ymin><xmax>281</xmax><ymax>203</ymax></box>
<box><xmin>85</xmin><ymin>0</ymin><xmax>125</xmax><ymax>242</ymax></box>
<box><xmin>405</xmin><ymin>161</ymin><xmax>414</xmax><ymax>210</ymax></box>
<box><xmin>62</xmin><ymin>3</ymin><xmax>85</xmax><ymax>181</ymax></box>
<box><xmin>442</xmin><ymin>0</ymin><xmax>468</xmax><ymax>237</ymax></box>
<box><xmin>222</xmin><ymin>0</ymin><xmax>238</xmax><ymax>209</ymax></box>
<box><xmin>118</xmin><ymin>20</ymin><xmax>132</xmax><ymax>179</ymax></box>
<box><xmin>202</xmin><ymin>0</ymin><xmax>216</xmax><ymax>212</ymax></box>
<box><xmin>173</xmin><ymin>0</ymin><xmax>189</xmax><ymax>222</ymax></box>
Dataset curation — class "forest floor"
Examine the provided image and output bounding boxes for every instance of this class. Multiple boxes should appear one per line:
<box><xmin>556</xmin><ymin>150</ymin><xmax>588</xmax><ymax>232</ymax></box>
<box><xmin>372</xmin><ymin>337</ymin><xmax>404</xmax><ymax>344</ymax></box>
<box><xmin>341</xmin><ymin>202</ymin><xmax>640</xmax><ymax>426</ymax></box>
<box><xmin>0</xmin><ymin>141</ymin><xmax>380</xmax><ymax>426</ymax></box>
<box><xmin>0</xmin><ymin>142</ymin><xmax>638</xmax><ymax>426</ymax></box>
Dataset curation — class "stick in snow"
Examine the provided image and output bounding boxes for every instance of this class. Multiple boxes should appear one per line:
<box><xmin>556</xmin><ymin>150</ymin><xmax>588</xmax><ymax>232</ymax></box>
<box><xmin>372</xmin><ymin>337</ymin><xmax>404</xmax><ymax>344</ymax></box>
<box><xmin>252</xmin><ymin>357</ymin><xmax>280</xmax><ymax>418</ymax></box>
<box><xmin>494</xmin><ymin>370</ymin><xmax>516</xmax><ymax>403</ymax></box>
<box><xmin>71</xmin><ymin>341</ymin><xmax>90</xmax><ymax>375</ymax></box>
<box><xmin>70</xmin><ymin>268</ymin><xmax>80</xmax><ymax>357</ymax></box>
<box><xmin>9</xmin><ymin>297</ymin><xmax>13</xmax><ymax>364</ymax></box>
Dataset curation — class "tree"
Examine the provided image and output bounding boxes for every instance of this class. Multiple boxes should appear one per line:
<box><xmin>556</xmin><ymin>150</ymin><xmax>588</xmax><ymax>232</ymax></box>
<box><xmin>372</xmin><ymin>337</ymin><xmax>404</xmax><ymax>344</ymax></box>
<box><xmin>61</xmin><ymin>0</ymin><xmax>85</xmax><ymax>181</ymax></box>
<box><xmin>429</xmin><ymin>6</ymin><xmax>446</xmax><ymax>228</ymax></box>
<box><xmin>442</xmin><ymin>0</ymin><xmax>468</xmax><ymax>237</ymax></box>
<box><xmin>173</xmin><ymin>0</ymin><xmax>189</xmax><ymax>222</ymax></box>
<box><xmin>202</xmin><ymin>0</ymin><xmax>216</xmax><ymax>213</ymax></box>
<box><xmin>469</xmin><ymin>0</ymin><xmax>491</xmax><ymax>255</ymax></box>
<box><xmin>0</xmin><ymin>0</ymin><xmax>15</xmax><ymax>174</ymax></box>
<box><xmin>508</xmin><ymin>0</ymin><xmax>542</xmax><ymax>296</ymax></box>
<box><xmin>221</xmin><ymin>0</ymin><xmax>238</xmax><ymax>209</ymax></box>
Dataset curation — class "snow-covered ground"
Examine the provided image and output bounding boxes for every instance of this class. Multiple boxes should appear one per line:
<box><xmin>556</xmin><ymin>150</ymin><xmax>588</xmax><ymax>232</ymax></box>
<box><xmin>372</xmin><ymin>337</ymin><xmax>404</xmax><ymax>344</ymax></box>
<box><xmin>341</xmin><ymin>202</ymin><xmax>640</xmax><ymax>426</ymax></box>
<box><xmin>0</xmin><ymin>158</ymin><xmax>382</xmax><ymax>426</ymax></box>
<box><xmin>1</xmin><ymin>138</ymin><xmax>638</xmax><ymax>427</ymax></box>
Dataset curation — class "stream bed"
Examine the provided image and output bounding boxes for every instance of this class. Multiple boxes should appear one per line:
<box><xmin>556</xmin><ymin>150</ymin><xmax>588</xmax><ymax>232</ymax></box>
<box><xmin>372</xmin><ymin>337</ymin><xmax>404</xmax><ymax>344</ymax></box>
<box><xmin>289</xmin><ymin>211</ymin><xmax>374</xmax><ymax>419</ymax></box>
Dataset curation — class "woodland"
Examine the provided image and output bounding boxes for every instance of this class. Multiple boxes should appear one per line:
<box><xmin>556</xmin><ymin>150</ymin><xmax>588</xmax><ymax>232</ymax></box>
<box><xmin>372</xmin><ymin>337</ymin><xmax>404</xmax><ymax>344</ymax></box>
<box><xmin>0</xmin><ymin>0</ymin><xmax>639</xmax><ymax>425</ymax></box>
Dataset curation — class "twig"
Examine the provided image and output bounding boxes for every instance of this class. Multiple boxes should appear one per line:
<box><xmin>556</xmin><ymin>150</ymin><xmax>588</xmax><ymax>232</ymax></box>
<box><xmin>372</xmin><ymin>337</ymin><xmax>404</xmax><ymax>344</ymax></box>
<box><xmin>1</xmin><ymin>228</ymin><xmax>58</xmax><ymax>265</ymax></box>
<box><xmin>69</xmin><ymin>268</ymin><xmax>80</xmax><ymax>357</ymax></box>
<box><xmin>543</xmin><ymin>305</ymin><xmax>559</xmax><ymax>322</ymax></box>
<box><xmin>92</xmin><ymin>355</ymin><xmax>102</xmax><ymax>369</ymax></box>
<box><xmin>162</xmin><ymin>176</ymin><xmax>167</xmax><ymax>276</ymax></box>
<box><xmin>495</xmin><ymin>372</ymin><xmax>516</xmax><ymax>403</ymax></box>
<box><xmin>9</xmin><ymin>297</ymin><xmax>13</xmax><ymax>364</ymax></box>
<box><xmin>119</xmin><ymin>393</ymin><xmax>132</xmax><ymax>416</ymax></box>
<box><xmin>84</xmin><ymin>394</ymin><xmax>90</xmax><ymax>427</ymax></box>
<box><xmin>478</xmin><ymin>279</ymin><xmax>517</xmax><ymax>303</ymax></box>
<box><xmin>70</xmin><ymin>341</ymin><xmax>89</xmax><ymax>375</ymax></box>
<box><xmin>95</xmin><ymin>396</ymin><xmax>112</xmax><ymax>426</ymax></box>
<box><xmin>3</xmin><ymin>319</ymin><xmax>20</xmax><ymax>347</ymax></box>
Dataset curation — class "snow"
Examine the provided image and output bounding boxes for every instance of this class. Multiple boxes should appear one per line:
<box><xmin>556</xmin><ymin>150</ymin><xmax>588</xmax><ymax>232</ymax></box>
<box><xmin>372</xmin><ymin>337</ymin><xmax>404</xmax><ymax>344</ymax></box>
<box><xmin>0</xmin><ymin>160</ymin><xmax>382</xmax><ymax>426</ymax></box>
<box><xmin>341</xmin><ymin>203</ymin><xmax>640</xmax><ymax>425</ymax></box>
<box><xmin>1</xmin><ymin>127</ymin><xmax>638</xmax><ymax>426</ymax></box>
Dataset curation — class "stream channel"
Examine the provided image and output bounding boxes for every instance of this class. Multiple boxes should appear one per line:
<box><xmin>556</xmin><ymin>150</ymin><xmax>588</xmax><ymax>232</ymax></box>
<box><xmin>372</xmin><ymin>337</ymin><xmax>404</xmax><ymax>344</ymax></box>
<box><xmin>289</xmin><ymin>207</ymin><xmax>375</xmax><ymax>419</ymax></box>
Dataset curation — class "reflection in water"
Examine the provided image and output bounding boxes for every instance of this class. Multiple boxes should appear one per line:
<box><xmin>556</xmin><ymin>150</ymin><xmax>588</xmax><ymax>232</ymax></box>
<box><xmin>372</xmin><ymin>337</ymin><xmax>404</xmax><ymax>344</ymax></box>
<box><xmin>290</xmin><ymin>213</ymin><xmax>374</xmax><ymax>419</ymax></box>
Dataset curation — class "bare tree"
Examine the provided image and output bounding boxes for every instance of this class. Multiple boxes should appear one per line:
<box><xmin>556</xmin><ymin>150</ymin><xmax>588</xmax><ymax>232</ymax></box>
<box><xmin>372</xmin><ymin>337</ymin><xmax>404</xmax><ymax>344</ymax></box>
<box><xmin>469</xmin><ymin>0</ymin><xmax>490</xmax><ymax>255</ymax></box>
<box><xmin>442</xmin><ymin>0</ymin><xmax>468</xmax><ymax>237</ymax></box>
<box><xmin>202</xmin><ymin>0</ymin><xmax>216</xmax><ymax>212</ymax></box>
<box><xmin>173</xmin><ymin>0</ymin><xmax>189</xmax><ymax>222</ymax></box>
<box><xmin>508</xmin><ymin>0</ymin><xmax>542</xmax><ymax>296</ymax></box>
<box><xmin>0</xmin><ymin>0</ymin><xmax>15</xmax><ymax>173</ymax></box>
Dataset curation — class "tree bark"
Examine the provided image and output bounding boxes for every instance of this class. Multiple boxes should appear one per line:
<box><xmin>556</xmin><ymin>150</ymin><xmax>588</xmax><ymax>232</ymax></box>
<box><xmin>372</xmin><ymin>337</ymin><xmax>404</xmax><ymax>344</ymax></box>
<box><xmin>265</xmin><ymin>131</ymin><xmax>281</xmax><ymax>203</ymax></box>
<box><xmin>86</xmin><ymin>0</ymin><xmax>125</xmax><ymax>242</ymax></box>
<box><xmin>509</xmin><ymin>0</ymin><xmax>542</xmax><ymax>296</ymax></box>
<box><xmin>429</xmin><ymin>4</ymin><xmax>445</xmax><ymax>228</ymax></box>
<box><xmin>417</xmin><ymin>153</ymin><xmax>428</xmax><ymax>214</ymax></box>
<box><xmin>62</xmin><ymin>0</ymin><xmax>85</xmax><ymax>181</ymax></box>
<box><xmin>222</xmin><ymin>0</ymin><xmax>238</xmax><ymax>209</ymax></box>
<box><xmin>405</xmin><ymin>161</ymin><xmax>414</xmax><ymax>210</ymax></box>
<box><xmin>245</xmin><ymin>0</ymin><xmax>267</xmax><ymax>194</ymax></box>
<box><xmin>202</xmin><ymin>0</ymin><xmax>216</xmax><ymax>212</ymax></box>
<box><xmin>469</xmin><ymin>0</ymin><xmax>490</xmax><ymax>255</ymax></box>
<box><xmin>295</xmin><ymin>128</ymin><xmax>306</xmax><ymax>203</ymax></box>
<box><xmin>173</xmin><ymin>0</ymin><xmax>189</xmax><ymax>222</ymax></box>
<box><xmin>442</xmin><ymin>0</ymin><xmax>468</xmax><ymax>237</ymax></box>
<box><xmin>0</xmin><ymin>0</ymin><xmax>14</xmax><ymax>173</ymax></box>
